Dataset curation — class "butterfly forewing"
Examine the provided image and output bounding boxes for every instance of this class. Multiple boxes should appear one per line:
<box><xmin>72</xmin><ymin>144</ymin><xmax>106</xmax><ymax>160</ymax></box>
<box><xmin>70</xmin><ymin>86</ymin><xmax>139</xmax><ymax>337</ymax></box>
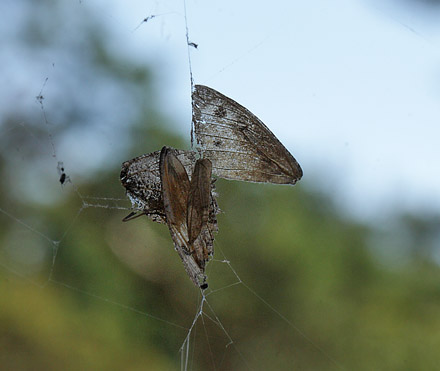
<box><xmin>120</xmin><ymin>149</ymin><xmax>196</xmax><ymax>223</ymax></box>
<box><xmin>159</xmin><ymin>147</ymin><xmax>216</xmax><ymax>288</ymax></box>
<box><xmin>192</xmin><ymin>84</ymin><xmax>303</xmax><ymax>185</ymax></box>
<box><xmin>160</xmin><ymin>147</ymin><xmax>190</xmax><ymax>228</ymax></box>
<box><xmin>187</xmin><ymin>158</ymin><xmax>212</xmax><ymax>245</ymax></box>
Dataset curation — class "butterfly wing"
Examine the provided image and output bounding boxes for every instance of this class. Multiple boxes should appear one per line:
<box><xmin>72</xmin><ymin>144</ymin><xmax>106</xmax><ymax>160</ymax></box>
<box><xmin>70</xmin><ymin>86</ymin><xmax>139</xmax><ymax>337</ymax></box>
<box><xmin>160</xmin><ymin>147</ymin><xmax>191</xmax><ymax>229</ymax></box>
<box><xmin>192</xmin><ymin>84</ymin><xmax>303</xmax><ymax>185</ymax></box>
<box><xmin>120</xmin><ymin>149</ymin><xmax>196</xmax><ymax>223</ymax></box>
<box><xmin>160</xmin><ymin>147</ymin><xmax>216</xmax><ymax>288</ymax></box>
<box><xmin>187</xmin><ymin>158</ymin><xmax>214</xmax><ymax>269</ymax></box>
<box><xmin>187</xmin><ymin>158</ymin><xmax>212</xmax><ymax>245</ymax></box>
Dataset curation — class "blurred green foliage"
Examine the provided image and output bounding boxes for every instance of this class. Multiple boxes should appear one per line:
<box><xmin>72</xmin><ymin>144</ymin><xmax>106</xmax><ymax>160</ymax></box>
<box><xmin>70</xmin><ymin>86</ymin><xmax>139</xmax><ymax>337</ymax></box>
<box><xmin>1</xmin><ymin>1</ymin><xmax>440</xmax><ymax>370</ymax></box>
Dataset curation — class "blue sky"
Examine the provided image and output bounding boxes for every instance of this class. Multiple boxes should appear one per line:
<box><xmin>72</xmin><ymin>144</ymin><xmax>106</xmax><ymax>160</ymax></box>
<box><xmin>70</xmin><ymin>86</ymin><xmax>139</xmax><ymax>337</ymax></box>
<box><xmin>103</xmin><ymin>0</ymin><xmax>440</xmax><ymax>221</ymax></box>
<box><xmin>5</xmin><ymin>0</ymin><xmax>440</xmax><ymax>222</ymax></box>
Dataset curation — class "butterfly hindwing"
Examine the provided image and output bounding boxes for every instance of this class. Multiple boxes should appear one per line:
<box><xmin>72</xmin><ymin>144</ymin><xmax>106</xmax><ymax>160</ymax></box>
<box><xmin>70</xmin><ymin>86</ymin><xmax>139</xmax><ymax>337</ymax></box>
<box><xmin>192</xmin><ymin>84</ymin><xmax>303</xmax><ymax>185</ymax></box>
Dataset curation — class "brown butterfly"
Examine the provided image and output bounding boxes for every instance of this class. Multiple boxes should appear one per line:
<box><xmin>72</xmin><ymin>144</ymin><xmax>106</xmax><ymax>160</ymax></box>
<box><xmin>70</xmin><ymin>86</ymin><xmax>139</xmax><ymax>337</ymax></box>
<box><xmin>192</xmin><ymin>84</ymin><xmax>303</xmax><ymax>185</ymax></box>
<box><xmin>120</xmin><ymin>147</ymin><xmax>218</xmax><ymax>288</ymax></box>
<box><xmin>121</xmin><ymin>85</ymin><xmax>302</xmax><ymax>288</ymax></box>
<box><xmin>160</xmin><ymin>146</ymin><xmax>215</xmax><ymax>288</ymax></box>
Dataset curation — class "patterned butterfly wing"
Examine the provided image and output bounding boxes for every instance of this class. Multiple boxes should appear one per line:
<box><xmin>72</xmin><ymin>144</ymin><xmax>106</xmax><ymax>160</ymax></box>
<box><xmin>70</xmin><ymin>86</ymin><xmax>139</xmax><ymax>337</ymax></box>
<box><xmin>192</xmin><ymin>84</ymin><xmax>303</xmax><ymax>185</ymax></box>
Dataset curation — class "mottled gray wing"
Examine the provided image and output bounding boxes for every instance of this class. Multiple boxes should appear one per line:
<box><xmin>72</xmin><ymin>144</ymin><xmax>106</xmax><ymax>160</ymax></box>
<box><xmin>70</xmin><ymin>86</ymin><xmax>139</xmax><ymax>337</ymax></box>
<box><xmin>120</xmin><ymin>149</ymin><xmax>196</xmax><ymax>223</ymax></box>
<box><xmin>192</xmin><ymin>84</ymin><xmax>303</xmax><ymax>185</ymax></box>
<box><xmin>160</xmin><ymin>147</ymin><xmax>216</xmax><ymax>289</ymax></box>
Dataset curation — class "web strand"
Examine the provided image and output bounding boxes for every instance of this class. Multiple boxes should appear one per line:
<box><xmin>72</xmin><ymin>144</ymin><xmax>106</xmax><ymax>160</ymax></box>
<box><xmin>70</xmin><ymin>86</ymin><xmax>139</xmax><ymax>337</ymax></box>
<box><xmin>50</xmin><ymin>279</ymin><xmax>188</xmax><ymax>330</ymax></box>
<box><xmin>36</xmin><ymin>77</ymin><xmax>57</xmax><ymax>159</ymax></box>
<box><xmin>183</xmin><ymin>0</ymin><xmax>194</xmax><ymax>92</ymax></box>
<box><xmin>183</xmin><ymin>0</ymin><xmax>196</xmax><ymax>150</ymax></box>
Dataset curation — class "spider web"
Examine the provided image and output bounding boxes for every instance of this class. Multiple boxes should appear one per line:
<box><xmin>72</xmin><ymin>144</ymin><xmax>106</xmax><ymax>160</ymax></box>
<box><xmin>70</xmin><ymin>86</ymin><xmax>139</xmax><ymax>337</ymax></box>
<box><xmin>0</xmin><ymin>1</ymin><xmax>345</xmax><ymax>370</ymax></box>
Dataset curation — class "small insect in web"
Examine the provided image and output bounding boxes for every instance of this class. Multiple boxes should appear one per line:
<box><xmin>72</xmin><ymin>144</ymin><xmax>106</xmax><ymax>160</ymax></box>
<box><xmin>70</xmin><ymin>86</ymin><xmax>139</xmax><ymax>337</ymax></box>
<box><xmin>132</xmin><ymin>12</ymin><xmax>176</xmax><ymax>32</ymax></box>
<box><xmin>120</xmin><ymin>85</ymin><xmax>302</xmax><ymax>288</ymax></box>
<box><xmin>188</xmin><ymin>41</ymin><xmax>198</xmax><ymax>49</ymax></box>
<box><xmin>142</xmin><ymin>15</ymin><xmax>156</xmax><ymax>23</ymax></box>
<box><xmin>36</xmin><ymin>77</ymin><xmax>48</xmax><ymax>105</ymax></box>
<box><xmin>36</xmin><ymin>93</ymin><xmax>44</xmax><ymax>104</ymax></box>
<box><xmin>133</xmin><ymin>15</ymin><xmax>156</xmax><ymax>32</ymax></box>
<box><xmin>57</xmin><ymin>161</ymin><xmax>70</xmax><ymax>185</ymax></box>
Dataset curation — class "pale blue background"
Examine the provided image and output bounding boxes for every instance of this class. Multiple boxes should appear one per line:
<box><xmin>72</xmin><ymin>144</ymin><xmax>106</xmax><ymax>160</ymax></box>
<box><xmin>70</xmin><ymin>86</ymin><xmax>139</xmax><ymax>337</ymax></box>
<box><xmin>3</xmin><ymin>0</ymin><xmax>440</xmax><ymax>222</ymax></box>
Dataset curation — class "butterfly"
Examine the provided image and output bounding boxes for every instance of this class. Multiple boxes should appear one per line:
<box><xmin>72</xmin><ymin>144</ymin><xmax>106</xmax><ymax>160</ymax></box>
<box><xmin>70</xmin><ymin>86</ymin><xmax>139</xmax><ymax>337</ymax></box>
<box><xmin>121</xmin><ymin>147</ymin><xmax>218</xmax><ymax>289</ymax></box>
<box><xmin>121</xmin><ymin>85</ymin><xmax>302</xmax><ymax>288</ymax></box>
